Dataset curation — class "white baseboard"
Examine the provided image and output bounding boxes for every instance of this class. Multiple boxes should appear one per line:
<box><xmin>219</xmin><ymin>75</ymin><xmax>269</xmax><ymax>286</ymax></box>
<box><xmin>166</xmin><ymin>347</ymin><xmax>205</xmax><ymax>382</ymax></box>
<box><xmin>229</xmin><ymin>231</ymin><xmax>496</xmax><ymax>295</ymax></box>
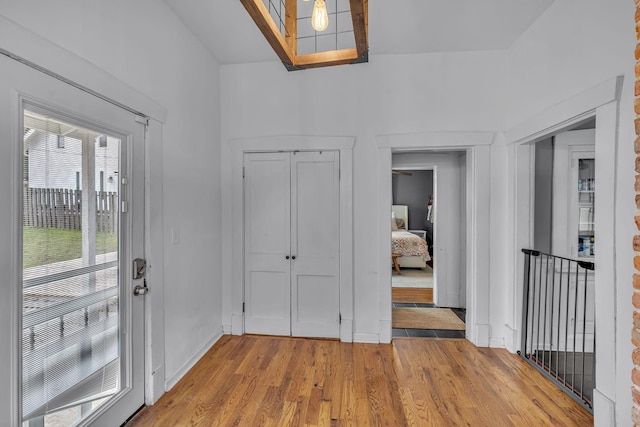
<box><xmin>489</xmin><ymin>337</ymin><xmax>505</xmax><ymax>348</ymax></box>
<box><xmin>353</xmin><ymin>333</ymin><xmax>380</xmax><ymax>343</ymax></box>
<box><xmin>222</xmin><ymin>323</ymin><xmax>232</xmax><ymax>335</ymax></box>
<box><xmin>504</xmin><ymin>324</ymin><xmax>518</xmax><ymax>353</ymax></box>
<box><xmin>593</xmin><ymin>388</ymin><xmax>615</xmax><ymax>427</ymax></box>
<box><xmin>164</xmin><ymin>326</ymin><xmax>223</xmax><ymax>391</ymax></box>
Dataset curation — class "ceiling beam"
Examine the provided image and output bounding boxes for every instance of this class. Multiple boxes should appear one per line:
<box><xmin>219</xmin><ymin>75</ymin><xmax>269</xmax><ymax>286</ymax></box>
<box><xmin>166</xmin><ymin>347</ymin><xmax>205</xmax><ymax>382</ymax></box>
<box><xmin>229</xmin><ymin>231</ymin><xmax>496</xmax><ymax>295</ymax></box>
<box><xmin>349</xmin><ymin>0</ymin><xmax>368</xmax><ymax>57</ymax></box>
<box><xmin>295</xmin><ymin>48</ymin><xmax>359</xmax><ymax>69</ymax></box>
<box><xmin>239</xmin><ymin>0</ymin><xmax>294</xmax><ymax>66</ymax></box>
<box><xmin>285</xmin><ymin>0</ymin><xmax>297</xmax><ymax>56</ymax></box>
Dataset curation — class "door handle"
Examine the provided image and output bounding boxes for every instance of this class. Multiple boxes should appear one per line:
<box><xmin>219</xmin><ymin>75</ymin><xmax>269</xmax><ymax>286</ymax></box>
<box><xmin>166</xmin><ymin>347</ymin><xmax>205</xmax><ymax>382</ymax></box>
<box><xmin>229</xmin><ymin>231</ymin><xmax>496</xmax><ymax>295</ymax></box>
<box><xmin>134</xmin><ymin>279</ymin><xmax>150</xmax><ymax>296</ymax></box>
<box><xmin>134</xmin><ymin>285</ymin><xmax>149</xmax><ymax>296</ymax></box>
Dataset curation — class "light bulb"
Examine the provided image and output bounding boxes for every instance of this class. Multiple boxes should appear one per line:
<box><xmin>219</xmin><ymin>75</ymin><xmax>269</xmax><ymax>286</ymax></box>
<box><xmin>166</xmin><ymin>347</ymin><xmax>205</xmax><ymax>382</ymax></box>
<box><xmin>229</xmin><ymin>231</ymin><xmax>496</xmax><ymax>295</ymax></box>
<box><xmin>311</xmin><ymin>0</ymin><xmax>329</xmax><ymax>32</ymax></box>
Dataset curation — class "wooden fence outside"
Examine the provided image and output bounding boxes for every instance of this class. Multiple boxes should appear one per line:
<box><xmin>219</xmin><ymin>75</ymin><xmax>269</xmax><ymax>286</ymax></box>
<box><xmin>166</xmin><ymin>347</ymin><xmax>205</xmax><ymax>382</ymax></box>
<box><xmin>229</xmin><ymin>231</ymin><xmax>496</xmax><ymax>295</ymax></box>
<box><xmin>23</xmin><ymin>188</ymin><xmax>118</xmax><ymax>233</ymax></box>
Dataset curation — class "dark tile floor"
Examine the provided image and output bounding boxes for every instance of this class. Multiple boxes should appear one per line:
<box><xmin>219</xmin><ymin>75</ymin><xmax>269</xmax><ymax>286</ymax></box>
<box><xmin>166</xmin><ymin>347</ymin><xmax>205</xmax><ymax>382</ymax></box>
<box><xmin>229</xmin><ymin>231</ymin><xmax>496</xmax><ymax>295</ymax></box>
<box><xmin>392</xmin><ymin>302</ymin><xmax>466</xmax><ymax>339</ymax></box>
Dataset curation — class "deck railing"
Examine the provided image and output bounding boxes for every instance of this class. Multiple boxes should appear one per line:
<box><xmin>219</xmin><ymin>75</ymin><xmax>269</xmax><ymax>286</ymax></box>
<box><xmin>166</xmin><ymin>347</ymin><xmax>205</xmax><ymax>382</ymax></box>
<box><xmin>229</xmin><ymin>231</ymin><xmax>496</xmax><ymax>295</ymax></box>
<box><xmin>519</xmin><ymin>249</ymin><xmax>595</xmax><ymax>412</ymax></box>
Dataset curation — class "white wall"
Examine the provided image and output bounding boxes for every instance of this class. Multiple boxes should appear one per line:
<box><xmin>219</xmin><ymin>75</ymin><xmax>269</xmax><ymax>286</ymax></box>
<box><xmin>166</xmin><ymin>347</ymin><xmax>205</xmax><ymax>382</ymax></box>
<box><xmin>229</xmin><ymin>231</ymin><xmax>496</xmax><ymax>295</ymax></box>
<box><xmin>0</xmin><ymin>0</ymin><xmax>223</xmax><ymax>397</ymax></box>
<box><xmin>220</xmin><ymin>51</ymin><xmax>507</xmax><ymax>340</ymax></box>
<box><xmin>506</xmin><ymin>0</ymin><xmax>635</xmax><ymax>424</ymax></box>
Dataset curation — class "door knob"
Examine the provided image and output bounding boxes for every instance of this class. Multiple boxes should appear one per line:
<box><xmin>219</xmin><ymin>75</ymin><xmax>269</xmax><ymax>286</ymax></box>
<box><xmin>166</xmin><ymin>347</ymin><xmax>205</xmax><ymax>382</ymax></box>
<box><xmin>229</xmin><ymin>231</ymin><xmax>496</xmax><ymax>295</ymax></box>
<box><xmin>291</xmin><ymin>255</ymin><xmax>296</xmax><ymax>260</ymax></box>
<box><xmin>134</xmin><ymin>279</ymin><xmax>149</xmax><ymax>296</ymax></box>
<box><xmin>134</xmin><ymin>284</ymin><xmax>149</xmax><ymax>296</ymax></box>
<box><xmin>286</xmin><ymin>255</ymin><xmax>290</xmax><ymax>259</ymax></box>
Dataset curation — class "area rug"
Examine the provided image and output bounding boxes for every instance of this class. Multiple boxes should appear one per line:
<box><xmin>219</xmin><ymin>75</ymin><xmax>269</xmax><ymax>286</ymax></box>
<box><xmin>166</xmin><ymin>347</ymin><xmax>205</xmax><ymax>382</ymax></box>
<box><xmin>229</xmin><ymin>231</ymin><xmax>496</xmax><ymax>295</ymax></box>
<box><xmin>392</xmin><ymin>307</ymin><xmax>465</xmax><ymax>330</ymax></box>
<box><xmin>391</xmin><ymin>266</ymin><xmax>433</xmax><ymax>288</ymax></box>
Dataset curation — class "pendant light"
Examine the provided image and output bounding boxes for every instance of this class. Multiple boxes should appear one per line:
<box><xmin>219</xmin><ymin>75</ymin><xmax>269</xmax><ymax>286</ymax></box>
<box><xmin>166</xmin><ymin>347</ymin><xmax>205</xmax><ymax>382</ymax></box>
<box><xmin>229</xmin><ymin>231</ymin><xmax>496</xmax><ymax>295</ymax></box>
<box><xmin>306</xmin><ymin>0</ymin><xmax>329</xmax><ymax>32</ymax></box>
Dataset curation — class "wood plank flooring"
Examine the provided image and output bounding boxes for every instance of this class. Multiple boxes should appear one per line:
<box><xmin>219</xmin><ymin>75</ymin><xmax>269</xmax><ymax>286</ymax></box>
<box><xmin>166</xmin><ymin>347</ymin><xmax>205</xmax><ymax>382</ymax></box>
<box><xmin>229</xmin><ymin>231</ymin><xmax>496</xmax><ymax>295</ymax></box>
<box><xmin>128</xmin><ymin>335</ymin><xmax>593</xmax><ymax>426</ymax></box>
<box><xmin>392</xmin><ymin>287</ymin><xmax>433</xmax><ymax>304</ymax></box>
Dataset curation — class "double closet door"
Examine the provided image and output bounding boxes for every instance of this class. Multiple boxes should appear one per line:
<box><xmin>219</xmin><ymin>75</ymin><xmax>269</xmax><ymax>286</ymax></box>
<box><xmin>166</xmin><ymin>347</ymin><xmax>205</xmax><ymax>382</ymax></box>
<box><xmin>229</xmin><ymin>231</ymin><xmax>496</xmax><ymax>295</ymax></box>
<box><xmin>244</xmin><ymin>151</ymin><xmax>340</xmax><ymax>338</ymax></box>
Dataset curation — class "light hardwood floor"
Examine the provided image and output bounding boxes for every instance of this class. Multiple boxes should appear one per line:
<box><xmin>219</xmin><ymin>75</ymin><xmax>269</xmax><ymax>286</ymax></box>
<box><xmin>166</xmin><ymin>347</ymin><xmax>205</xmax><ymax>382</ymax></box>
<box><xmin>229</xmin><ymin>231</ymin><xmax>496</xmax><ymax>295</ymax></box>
<box><xmin>392</xmin><ymin>287</ymin><xmax>433</xmax><ymax>304</ymax></box>
<box><xmin>128</xmin><ymin>335</ymin><xmax>593</xmax><ymax>426</ymax></box>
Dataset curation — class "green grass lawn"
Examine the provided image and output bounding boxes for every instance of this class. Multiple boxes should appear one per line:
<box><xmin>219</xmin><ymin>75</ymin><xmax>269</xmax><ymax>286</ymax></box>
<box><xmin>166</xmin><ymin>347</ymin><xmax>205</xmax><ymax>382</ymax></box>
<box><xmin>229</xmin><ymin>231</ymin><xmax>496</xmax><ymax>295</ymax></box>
<box><xmin>23</xmin><ymin>227</ymin><xmax>118</xmax><ymax>269</ymax></box>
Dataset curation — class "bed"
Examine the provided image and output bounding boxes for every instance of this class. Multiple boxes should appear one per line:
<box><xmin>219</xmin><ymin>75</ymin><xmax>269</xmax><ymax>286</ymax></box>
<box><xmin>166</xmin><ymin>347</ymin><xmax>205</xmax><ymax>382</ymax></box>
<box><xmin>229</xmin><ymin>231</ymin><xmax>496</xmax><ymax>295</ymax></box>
<box><xmin>391</xmin><ymin>205</ymin><xmax>431</xmax><ymax>269</ymax></box>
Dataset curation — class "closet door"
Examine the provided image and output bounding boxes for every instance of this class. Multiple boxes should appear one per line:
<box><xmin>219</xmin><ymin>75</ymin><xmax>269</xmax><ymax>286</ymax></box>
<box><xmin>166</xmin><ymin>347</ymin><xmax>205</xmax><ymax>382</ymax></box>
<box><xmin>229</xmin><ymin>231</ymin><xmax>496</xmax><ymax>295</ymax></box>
<box><xmin>243</xmin><ymin>151</ymin><xmax>340</xmax><ymax>339</ymax></box>
<box><xmin>290</xmin><ymin>152</ymin><xmax>340</xmax><ymax>338</ymax></box>
<box><xmin>243</xmin><ymin>153</ymin><xmax>291</xmax><ymax>336</ymax></box>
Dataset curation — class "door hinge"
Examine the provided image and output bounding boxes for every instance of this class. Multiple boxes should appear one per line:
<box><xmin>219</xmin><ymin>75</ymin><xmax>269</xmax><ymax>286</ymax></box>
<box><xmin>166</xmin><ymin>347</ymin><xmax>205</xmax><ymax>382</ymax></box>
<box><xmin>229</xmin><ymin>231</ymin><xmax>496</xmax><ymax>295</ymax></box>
<box><xmin>121</xmin><ymin>200</ymin><xmax>128</xmax><ymax>213</ymax></box>
<box><xmin>243</xmin><ymin>166</ymin><xmax>245</xmax><ymax>179</ymax></box>
<box><xmin>339</xmin><ymin>313</ymin><xmax>342</xmax><ymax>323</ymax></box>
<box><xmin>242</xmin><ymin>302</ymin><xmax>245</xmax><ymax>313</ymax></box>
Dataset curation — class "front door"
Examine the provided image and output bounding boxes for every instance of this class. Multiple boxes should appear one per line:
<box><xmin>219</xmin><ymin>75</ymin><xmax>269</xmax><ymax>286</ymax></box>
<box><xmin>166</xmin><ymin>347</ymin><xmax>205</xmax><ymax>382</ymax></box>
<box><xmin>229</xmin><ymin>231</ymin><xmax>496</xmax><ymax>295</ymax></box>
<box><xmin>0</xmin><ymin>53</ymin><xmax>146</xmax><ymax>426</ymax></box>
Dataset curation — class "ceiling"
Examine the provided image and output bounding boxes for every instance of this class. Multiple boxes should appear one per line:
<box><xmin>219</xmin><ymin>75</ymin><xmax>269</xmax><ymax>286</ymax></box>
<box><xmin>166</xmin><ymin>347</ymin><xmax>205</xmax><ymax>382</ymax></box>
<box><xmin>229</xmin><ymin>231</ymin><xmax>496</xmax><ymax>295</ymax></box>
<box><xmin>164</xmin><ymin>0</ymin><xmax>555</xmax><ymax>65</ymax></box>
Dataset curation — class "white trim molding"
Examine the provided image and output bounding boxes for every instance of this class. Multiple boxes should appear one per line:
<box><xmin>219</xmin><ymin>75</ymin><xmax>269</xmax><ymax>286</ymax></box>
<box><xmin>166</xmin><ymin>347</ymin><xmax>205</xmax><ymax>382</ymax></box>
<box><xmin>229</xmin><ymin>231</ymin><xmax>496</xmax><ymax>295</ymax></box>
<box><xmin>228</xmin><ymin>135</ymin><xmax>355</xmax><ymax>342</ymax></box>
<box><xmin>144</xmin><ymin>119</ymin><xmax>166</xmax><ymax>405</ymax></box>
<box><xmin>506</xmin><ymin>76</ymin><xmax>622</xmax><ymax>145</ymax></box>
<box><xmin>377</xmin><ymin>131</ymin><xmax>494</xmax><ymax>149</ymax></box>
<box><xmin>375</xmin><ymin>131</ymin><xmax>494</xmax><ymax>346</ymax></box>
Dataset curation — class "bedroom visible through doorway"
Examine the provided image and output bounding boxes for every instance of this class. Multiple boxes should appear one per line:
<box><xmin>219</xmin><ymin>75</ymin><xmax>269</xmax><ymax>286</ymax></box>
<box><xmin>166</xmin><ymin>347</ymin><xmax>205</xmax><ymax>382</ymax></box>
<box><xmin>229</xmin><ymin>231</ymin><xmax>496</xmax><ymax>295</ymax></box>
<box><xmin>390</xmin><ymin>152</ymin><xmax>467</xmax><ymax>338</ymax></box>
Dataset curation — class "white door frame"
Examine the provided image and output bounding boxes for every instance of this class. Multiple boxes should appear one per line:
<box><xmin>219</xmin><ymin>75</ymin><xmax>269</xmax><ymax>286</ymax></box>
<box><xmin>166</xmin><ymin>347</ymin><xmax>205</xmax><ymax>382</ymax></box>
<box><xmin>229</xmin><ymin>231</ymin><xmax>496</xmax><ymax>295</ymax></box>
<box><xmin>228</xmin><ymin>136</ymin><xmax>354</xmax><ymax>342</ymax></box>
<box><xmin>0</xmin><ymin>18</ymin><xmax>167</xmax><ymax>425</ymax></box>
<box><xmin>505</xmin><ymin>76</ymin><xmax>622</xmax><ymax>423</ymax></box>
<box><xmin>376</xmin><ymin>132</ymin><xmax>494</xmax><ymax>345</ymax></box>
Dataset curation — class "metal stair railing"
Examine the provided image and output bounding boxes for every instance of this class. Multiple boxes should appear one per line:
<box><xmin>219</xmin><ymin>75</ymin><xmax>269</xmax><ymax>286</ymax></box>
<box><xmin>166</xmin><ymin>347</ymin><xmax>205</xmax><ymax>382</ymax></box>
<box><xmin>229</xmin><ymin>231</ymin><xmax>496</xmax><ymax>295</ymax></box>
<box><xmin>519</xmin><ymin>249</ymin><xmax>595</xmax><ymax>412</ymax></box>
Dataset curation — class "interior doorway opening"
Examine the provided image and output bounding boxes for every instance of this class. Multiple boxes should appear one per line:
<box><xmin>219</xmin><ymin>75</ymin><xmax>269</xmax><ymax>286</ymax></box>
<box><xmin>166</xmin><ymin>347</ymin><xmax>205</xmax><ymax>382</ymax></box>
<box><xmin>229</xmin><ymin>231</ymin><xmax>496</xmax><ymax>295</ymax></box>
<box><xmin>517</xmin><ymin>117</ymin><xmax>596</xmax><ymax>411</ymax></box>
<box><xmin>390</xmin><ymin>150</ymin><xmax>468</xmax><ymax>339</ymax></box>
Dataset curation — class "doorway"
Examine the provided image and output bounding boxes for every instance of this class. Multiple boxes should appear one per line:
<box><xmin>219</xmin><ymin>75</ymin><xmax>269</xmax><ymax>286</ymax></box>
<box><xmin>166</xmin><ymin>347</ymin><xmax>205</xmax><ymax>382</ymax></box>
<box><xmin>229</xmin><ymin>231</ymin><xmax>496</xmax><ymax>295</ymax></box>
<box><xmin>376</xmin><ymin>133</ymin><xmax>492</xmax><ymax>345</ymax></box>
<box><xmin>0</xmin><ymin>52</ymin><xmax>147</xmax><ymax>426</ymax></box>
<box><xmin>390</xmin><ymin>152</ymin><xmax>467</xmax><ymax>338</ymax></box>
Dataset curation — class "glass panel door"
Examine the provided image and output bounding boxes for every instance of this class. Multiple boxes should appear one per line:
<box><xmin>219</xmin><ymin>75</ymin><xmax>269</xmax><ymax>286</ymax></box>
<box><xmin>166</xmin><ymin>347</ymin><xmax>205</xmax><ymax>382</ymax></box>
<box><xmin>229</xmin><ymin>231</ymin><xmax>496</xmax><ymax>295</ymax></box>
<box><xmin>0</xmin><ymin>51</ymin><xmax>145</xmax><ymax>427</ymax></box>
<box><xmin>20</xmin><ymin>105</ymin><xmax>140</xmax><ymax>427</ymax></box>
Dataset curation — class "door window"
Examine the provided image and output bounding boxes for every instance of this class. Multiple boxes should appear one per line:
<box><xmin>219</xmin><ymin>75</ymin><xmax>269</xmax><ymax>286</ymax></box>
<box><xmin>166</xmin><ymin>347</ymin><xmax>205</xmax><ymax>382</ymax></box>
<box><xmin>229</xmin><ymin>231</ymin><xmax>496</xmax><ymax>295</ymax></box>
<box><xmin>22</xmin><ymin>108</ymin><xmax>122</xmax><ymax>426</ymax></box>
